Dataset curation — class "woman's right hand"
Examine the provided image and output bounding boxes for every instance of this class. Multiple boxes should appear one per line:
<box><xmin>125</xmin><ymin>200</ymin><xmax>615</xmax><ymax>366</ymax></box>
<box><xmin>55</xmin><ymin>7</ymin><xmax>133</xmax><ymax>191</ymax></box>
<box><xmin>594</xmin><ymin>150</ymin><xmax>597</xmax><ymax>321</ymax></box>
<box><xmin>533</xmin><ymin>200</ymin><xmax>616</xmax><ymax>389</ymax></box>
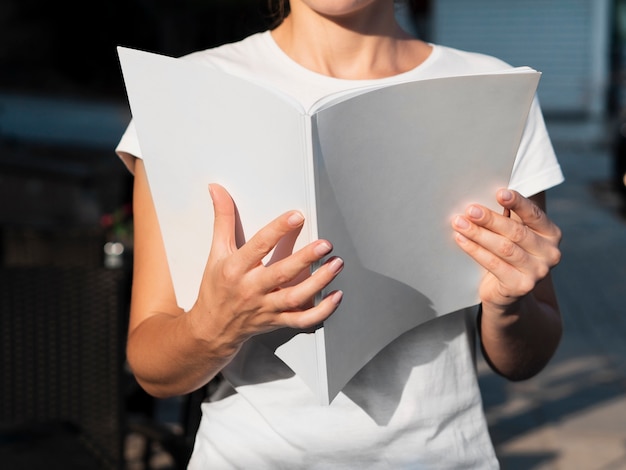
<box><xmin>188</xmin><ymin>184</ymin><xmax>344</xmax><ymax>357</ymax></box>
<box><xmin>127</xmin><ymin>161</ymin><xmax>342</xmax><ymax>397</ymax></box>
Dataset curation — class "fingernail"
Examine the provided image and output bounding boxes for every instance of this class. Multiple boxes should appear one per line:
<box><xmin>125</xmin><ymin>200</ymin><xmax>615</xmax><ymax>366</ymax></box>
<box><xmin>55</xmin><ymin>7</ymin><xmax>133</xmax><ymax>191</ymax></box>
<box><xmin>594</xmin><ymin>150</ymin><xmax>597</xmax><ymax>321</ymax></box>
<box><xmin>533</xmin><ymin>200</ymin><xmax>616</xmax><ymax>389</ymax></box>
<box><xmin>314</xmin><ymin>241</ymin><xmax>332</xmax><ymax>257</ymax></box>
<box><xmin>454</xmin><ymin>216</ymin><xmax>470</xmax><ymax>230</ymax></box>
<box><xmin>288</xmin><ymin>211</ymin><xmax>305</xmax><ymax>227</ymax></box>
<box><xmin>330</xmin><ymin>290</ymin><xmax>343</xmax><ymax>305</ymax></box>
<box><xmin>455</xmin><ymin>232</ymin><xmax>469</xmax><ymax>244</ymax></box>
<box><xmin>328</xmin><ymin>257</ymin><xmax>344</xmax><ymax>274</ymax></box>
<box><xmin>468</xmin><ymin>205</ymin><xmax>483</xmax><ymax>219</ymax></box>
<box><xmin>500</xmin><ymin>189</ymin><xmax>513</xmax><ymax>201</ymax></box>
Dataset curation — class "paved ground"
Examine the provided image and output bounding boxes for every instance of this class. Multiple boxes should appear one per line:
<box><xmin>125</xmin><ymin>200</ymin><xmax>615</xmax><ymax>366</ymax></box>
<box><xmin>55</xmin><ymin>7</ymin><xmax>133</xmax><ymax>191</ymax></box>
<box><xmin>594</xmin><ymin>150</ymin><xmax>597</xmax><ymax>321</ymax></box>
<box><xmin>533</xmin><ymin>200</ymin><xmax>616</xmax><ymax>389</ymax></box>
<box><xmin>479</xmin><ymin>119</ymin><xmax>626</xmax><ymax>470</ymax></box>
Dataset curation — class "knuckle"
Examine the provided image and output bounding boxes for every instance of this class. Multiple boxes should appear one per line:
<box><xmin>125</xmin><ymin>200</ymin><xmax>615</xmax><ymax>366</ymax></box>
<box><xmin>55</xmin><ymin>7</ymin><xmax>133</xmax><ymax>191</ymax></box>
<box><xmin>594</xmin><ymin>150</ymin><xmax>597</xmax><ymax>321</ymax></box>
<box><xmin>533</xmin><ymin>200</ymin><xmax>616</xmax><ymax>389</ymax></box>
<box><xmin>509</xmin><ymin>223</ymin><xmax>528</xmax><ymax>244</ymax></box>
<box><xmin>534</xmin><ymin>263</ymin><xmax>550</xmax><ymax>281</ymax></box>
<box><xmin>233</xmin><ymin>284</ymin><xmax>254</xmax><ymax>306</ymax></box>
<box><xmin>249</xmin><ymin>237</ymin><xmax>273</xmax><ymax>257</ymax></box>
<box><xmin>548</xmin><ymin>246</ymin><xmax>562</xmax><ymax>267</ymax></box>
<box><xmin>497</xmin><ymin>239</ymin><xmax>517</xmax><ymax>259</ymax></box>
<box><xmin>484</xmin><ymin>255</ymin><xmax>503</xmax><ymax>274</ymax></box>
<box><xmin>529</xmin><ymin>203</ymin><xmax>544</xmax><ymax>223</ymax></box>
<box><xmin>287</xmin><ymin>315</ymin><xmax>309</xmax><ymax>330</ymax></box>
<box><xmin>282</xmin><ymin>290</ymin><xmax>303</xmax><ymax>311</ymax></box>
<box><xmin>219</xmin><ymin>262</ymin><xmax>240</xmax><ymax>283</ymax></box>
<box><xmin>272</xmin><ymin>266</ymin><xmax>291</xmax><ymax>286</ymax></box>
<box><xmin>517</xmin><ymin>278</ymin><xmax>536</xmax><ymax>296</ymax></box>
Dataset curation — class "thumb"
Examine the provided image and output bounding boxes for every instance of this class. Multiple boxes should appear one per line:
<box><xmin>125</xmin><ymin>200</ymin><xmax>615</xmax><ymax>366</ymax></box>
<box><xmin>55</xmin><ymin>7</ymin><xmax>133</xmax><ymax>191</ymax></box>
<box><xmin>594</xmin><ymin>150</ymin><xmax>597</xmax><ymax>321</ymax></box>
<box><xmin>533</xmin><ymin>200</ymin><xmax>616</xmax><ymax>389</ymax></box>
<box><xmin>209</xmin><ymin>183</ymin><xmax>237</xmax><ymax>254</ymax></box>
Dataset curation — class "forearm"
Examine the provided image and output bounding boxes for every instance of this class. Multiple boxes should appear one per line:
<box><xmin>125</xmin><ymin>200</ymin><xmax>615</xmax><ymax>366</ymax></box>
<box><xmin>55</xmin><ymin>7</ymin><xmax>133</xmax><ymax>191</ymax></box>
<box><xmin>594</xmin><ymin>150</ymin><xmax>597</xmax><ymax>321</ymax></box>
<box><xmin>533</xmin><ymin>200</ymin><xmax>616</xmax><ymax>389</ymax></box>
<box><xmin>126</xmin><ymin>310</ymin><xmax>239</xmax><ymax>398</ymax></box>
<box><xmin>128</xmin><ymin>161</ymin><xmax>345</xmax><ymax>396</ymax></box>
<box><xmin>479</xmin><ymin>276</ymin><xmax>562</xmax><ymax>381</ymax></box>
<box><xmin>452</xmin><ymin>189</ymin><xmax>562</xmax><ymax>380</ymax></box>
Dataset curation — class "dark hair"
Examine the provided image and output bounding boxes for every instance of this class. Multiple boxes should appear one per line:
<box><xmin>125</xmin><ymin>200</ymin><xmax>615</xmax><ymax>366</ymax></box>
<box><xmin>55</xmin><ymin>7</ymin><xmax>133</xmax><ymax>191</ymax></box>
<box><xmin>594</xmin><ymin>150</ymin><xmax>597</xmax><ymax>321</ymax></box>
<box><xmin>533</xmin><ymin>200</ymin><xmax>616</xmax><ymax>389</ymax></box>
<box><xmin>267</xmin><ymin>0</ymin><xmax>290</xmax><ymax>27</ymax></box>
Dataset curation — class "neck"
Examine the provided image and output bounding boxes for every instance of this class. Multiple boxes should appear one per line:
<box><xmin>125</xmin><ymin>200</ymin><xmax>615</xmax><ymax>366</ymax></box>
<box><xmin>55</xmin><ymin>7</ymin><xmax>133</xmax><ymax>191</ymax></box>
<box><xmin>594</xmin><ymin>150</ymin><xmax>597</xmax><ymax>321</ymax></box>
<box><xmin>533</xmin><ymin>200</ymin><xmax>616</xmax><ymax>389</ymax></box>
<box><xmin>271</xmin><ymin>2</ymin><xmax>431</xmax><ymax>80</ymax></box>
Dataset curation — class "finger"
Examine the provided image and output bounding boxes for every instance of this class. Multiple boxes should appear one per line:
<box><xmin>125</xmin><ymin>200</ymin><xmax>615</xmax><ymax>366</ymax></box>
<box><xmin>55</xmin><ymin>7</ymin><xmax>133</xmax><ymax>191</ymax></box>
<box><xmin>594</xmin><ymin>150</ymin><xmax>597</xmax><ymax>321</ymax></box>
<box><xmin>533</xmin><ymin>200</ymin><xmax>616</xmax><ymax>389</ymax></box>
<box><xmin>236</xmin><ymin>210</ymin><xmax>305</xmax><ymax>270</ymax></box>
<box><xmin>461</xmin><ymin>193</ymin><xmax>562</xmax><ymax>255</ymax></box>
<box><xmin>261</xmin><ymin>239</ymin><xmax>333</xmax><ymax>291</ymax></box>
<box><xmin>275</xmin><ymin>290</ymin><xmax>344</xmax><ymax>330</ymax></box>
<box><xmin>453</xmin><ymin>232</ymin><xmax>535</xmax><ymax>295</ymax></box>
<box><xmin>453</xmin><ymin>214</ymin><xmax>531</xmax><ymax>268</ymax></box>
<box><xmin>209</xmin><ymin>183</ymin><xmax>238</xmax><ymax>255</ymax></box>
<box><xmin>266</xmin><ymin>223</ymin><xmax>303</xmax><ymax>266</ymax></box>
<box><xmin>497</xmin><ymin>189</ymin><xmax>560</xmax><ymax>237</ymax></box>
<box><xmin>457</xmin><ymin>204</ymin><xmax>540</xmax><ymax>255</ymax></box>
<box><xmin>265</xmin><ymin>256</ymin><xmax>344</xmax><ymax>313</ymax></box>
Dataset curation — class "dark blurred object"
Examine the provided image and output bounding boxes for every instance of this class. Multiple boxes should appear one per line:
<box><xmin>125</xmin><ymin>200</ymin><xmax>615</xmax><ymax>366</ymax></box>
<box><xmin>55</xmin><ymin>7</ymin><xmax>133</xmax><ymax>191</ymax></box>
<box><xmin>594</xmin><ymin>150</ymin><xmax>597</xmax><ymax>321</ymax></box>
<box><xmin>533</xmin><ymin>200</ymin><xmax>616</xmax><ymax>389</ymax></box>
<box><xmin>610</xmin><ymin>0</ymin><xmax>626</xmax><ymax>200</ymax></box>
<box><xmin>2</xmin><ymin>225</ymin><xmax>105</xmax><ymax>267</ymax></box>
<box><xmin>0</xmin><ymin>99</ymin><xmax>133</xmax><ymax>267</ymax></box>
<box><xmin>0</xmin><ymin>0</ymin><xmax>272</xmax><ymax>102</ymax></box>
<box><xmin>0</xmin><ymin>267</ymin><xmax>130</xmax><ymax>469</ymax></box>
<box><xmin>0</xmin><ymin>141</ymin><xmax>131</xmax><ymax>269</ymax></box>
<box><xmin>612</xmin><ymin>118</ymin><xmax>626</xmax><ymax>199</ymax></box>
<box><xmin>125</xmin><ymin>383</ymin><xmax>211</xmax><ymax>469</ymax></box>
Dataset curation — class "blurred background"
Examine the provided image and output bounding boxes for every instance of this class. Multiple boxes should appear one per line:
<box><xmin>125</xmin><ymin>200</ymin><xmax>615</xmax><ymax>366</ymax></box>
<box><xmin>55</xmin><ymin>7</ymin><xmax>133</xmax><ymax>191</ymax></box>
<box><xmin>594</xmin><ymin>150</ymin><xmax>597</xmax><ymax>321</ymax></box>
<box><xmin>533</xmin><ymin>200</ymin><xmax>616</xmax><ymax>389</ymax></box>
<box><xmin>1</xmin><ymin>0</ymin><xmax>625</xmax><ymax>469</ymax></box>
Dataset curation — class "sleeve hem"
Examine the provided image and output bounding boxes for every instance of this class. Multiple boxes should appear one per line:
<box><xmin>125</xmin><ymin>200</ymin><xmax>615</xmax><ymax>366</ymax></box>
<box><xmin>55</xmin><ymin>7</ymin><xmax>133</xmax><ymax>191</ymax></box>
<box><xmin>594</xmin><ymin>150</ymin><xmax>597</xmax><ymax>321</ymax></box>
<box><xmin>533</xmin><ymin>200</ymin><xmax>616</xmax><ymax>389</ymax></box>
<box><xmin>508</xmin><ymin>164</ymin><xmax>565</xmax><ymax>198</ymax></box>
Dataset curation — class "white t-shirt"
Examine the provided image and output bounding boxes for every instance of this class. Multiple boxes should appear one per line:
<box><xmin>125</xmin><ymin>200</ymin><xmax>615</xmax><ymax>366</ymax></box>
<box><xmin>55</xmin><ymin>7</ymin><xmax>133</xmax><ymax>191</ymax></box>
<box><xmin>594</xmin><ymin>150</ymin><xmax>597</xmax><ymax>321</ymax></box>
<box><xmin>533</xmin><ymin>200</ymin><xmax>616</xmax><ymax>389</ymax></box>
<box><xmin>117</xmin><ymin>31</ymin><xmax>564</xmax><ymax>469</ymax></box>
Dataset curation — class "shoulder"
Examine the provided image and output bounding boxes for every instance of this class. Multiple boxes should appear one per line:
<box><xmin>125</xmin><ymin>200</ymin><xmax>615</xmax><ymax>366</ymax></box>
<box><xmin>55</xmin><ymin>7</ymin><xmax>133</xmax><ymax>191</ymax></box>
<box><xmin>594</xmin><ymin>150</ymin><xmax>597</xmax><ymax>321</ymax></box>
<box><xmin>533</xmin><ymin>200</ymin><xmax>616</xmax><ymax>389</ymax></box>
<box><xmin>114</xmin><ymin>31</ymin><xmax>276</xmax><ymax>164</ymax></box>
<box><xmin>180</xmin><ymin>31</ymin><xmax>273</xmax><ymax>75</ymax></box>
<box><xmin>428</xmin><ymin>43</ymin><xmax>514</xmax><ymax>75</ymax></box>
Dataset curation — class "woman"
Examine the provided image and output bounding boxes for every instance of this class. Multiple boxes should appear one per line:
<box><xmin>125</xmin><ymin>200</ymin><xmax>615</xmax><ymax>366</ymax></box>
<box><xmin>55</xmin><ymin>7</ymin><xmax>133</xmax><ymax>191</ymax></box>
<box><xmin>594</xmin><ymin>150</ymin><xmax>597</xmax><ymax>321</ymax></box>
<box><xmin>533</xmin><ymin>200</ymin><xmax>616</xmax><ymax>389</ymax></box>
<box><xmin>116</xmin><ymin>1</ymin><xmax>564</xmax><ymax>467</ymax></box>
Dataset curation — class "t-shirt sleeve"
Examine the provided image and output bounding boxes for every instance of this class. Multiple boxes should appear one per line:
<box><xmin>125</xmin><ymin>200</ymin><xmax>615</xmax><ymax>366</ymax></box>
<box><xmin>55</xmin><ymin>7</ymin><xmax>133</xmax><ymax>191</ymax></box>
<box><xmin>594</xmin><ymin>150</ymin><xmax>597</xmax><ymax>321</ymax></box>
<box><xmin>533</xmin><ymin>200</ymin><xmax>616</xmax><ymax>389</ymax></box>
<box><xmin>508</xmin><ymin>97</ymin><xmax>564</xmax><ymax>197</ymax></box>
<box><xmin>115</xmin><ymin>119</ymin><xmax>142</xmax><ymax>174</ymax></box>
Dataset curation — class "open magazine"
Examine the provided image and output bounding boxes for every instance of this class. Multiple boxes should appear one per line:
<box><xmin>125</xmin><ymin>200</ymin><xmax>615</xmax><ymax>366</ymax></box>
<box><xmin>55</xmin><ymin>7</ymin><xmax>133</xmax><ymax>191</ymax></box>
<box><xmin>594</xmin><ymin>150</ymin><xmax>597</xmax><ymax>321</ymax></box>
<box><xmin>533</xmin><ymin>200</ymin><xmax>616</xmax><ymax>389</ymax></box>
<box><xmin>118</xmin><ymin>46</ymin><xmax>540</xmax><ymax>404</ymax></box>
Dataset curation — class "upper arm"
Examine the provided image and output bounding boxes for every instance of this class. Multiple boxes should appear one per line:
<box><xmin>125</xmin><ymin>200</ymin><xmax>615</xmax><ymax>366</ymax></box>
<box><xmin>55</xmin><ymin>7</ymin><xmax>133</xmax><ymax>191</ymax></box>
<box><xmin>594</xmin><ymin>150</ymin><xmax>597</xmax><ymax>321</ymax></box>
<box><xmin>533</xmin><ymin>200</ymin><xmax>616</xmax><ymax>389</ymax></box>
<box><xmin>129</xmin><ymin>159</ymin><xmax>184</xmax><ymax>334</ymax></box>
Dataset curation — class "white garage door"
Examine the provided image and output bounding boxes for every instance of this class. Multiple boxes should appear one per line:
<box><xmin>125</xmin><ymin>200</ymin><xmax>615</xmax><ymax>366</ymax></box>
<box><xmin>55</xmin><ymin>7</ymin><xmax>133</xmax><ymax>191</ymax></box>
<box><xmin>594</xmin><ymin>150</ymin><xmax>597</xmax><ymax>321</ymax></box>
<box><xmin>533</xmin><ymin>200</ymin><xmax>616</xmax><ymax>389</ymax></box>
<box><xmin>432</xmin><ymin>0</ymin><xmax>610</xmax><ymax>116</ymax></box>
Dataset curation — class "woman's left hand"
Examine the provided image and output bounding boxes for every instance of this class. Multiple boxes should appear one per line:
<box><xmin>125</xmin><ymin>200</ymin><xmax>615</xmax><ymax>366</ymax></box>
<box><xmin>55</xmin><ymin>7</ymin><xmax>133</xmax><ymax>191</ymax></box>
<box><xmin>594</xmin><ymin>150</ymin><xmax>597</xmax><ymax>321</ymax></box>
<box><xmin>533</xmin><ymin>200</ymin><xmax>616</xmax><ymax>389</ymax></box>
<box><xmin>452</xmin><ymin>188</ymin><xmax>562</xmax><ymax>314</ymax></box>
